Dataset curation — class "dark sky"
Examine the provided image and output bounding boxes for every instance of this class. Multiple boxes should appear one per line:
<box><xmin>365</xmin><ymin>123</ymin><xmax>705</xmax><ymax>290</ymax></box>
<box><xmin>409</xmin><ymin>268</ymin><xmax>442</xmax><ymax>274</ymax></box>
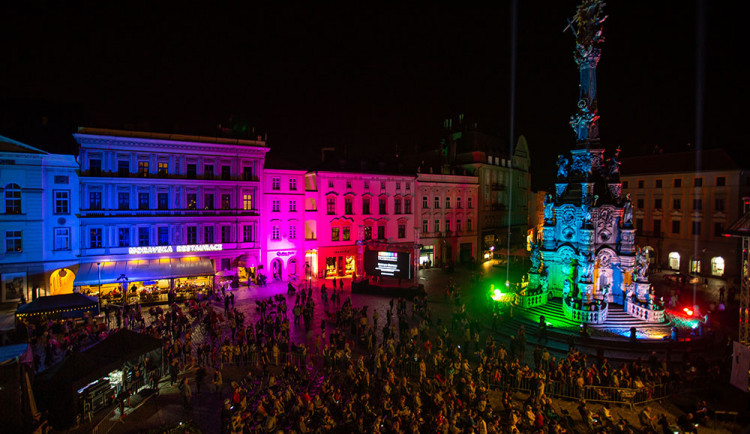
<box><xmin>0</xmin><ymin>1</ymin><xmax>744</xmax><ymax>189</ymax></box>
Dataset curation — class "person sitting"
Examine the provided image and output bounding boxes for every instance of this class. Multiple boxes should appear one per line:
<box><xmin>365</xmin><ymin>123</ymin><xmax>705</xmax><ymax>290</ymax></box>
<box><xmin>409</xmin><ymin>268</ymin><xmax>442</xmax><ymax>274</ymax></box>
<box><xmin>695</xmin><ymin>399</ymin><xmax>711</xmax><ymax>425</ymax></box>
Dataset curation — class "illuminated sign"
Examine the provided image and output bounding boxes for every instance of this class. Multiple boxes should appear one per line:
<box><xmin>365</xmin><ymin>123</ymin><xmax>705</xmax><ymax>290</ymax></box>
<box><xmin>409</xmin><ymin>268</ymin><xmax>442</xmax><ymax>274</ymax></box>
<box><xmin>276</xmin><ymin>251</ymin><xmax>296</xmax><ymax>257</ymax></box>
<box><xmin>128</xmin><ymin>244</ymin><xmax>223</xmax><ymax>255</ymax></box>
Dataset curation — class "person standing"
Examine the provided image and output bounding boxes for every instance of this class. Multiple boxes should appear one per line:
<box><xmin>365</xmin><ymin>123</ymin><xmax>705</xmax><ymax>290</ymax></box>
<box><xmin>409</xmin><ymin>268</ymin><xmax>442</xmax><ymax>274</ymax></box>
<box><xmin>212</xmin><ymin>368</ymin><xmax>223</xmax><ymax>396</ymax></box>
<box><xmin>179</xmin><ymin>377</ymin><xmax>192</xmax><ymax>409</ymax></box>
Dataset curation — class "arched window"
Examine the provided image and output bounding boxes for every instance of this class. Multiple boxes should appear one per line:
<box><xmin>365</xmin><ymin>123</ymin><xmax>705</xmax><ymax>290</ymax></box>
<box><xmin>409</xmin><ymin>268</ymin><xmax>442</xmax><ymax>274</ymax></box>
<box><xmin>711</xmin><ymin>257</ymin><xmax>725</xmax><ymax>276</ymax></box>
<box><xmin>4</xmin><ymin>183</ymin><xmax>21</xmax><ymax>214</ymax></box>
<box><xmin>668</xmin><ymin>252</ymin><xmax>680</xmax><ymax>271</ymax></box>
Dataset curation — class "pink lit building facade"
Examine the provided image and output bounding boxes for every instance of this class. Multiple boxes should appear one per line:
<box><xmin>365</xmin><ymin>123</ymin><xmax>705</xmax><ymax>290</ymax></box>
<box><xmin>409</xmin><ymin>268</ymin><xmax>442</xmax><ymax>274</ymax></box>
<box><xmin>303</xmin><ymin>171</ymin><xmax>418</xmax><ymax>281</ymax></box>
<box><xmin>416</xmin><ymin>172</ymin><xmax>479</xmax><ymax>266</ymax></box>
<box><xmin>261</xmin><ymin>165</ymin><xmax>306</xmax><ymax>280</ymax></box>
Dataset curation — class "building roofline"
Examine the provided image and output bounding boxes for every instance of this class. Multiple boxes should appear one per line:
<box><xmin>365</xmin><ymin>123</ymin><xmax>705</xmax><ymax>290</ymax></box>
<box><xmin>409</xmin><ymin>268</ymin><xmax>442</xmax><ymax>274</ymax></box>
<box><xmin>75</xmin><ymin>127</ymin><xmax>267</xmax><ymax>148</ymax></box>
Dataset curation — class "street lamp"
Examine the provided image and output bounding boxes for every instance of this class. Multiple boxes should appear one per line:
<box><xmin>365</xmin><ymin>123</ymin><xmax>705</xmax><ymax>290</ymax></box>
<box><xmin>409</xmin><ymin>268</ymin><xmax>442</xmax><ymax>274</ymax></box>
<box><xmin>97</xmin><ymin>262</ymin><xmax>102</xmax><ymax>314</ymax></box>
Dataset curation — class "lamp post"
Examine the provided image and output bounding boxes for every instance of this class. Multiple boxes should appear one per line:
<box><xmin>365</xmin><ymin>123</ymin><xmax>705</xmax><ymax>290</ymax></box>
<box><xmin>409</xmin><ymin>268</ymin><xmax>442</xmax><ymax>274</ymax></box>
<box><xmin>97</xmin><ymin>262</ymin><xmax>102</xmax><ymax>314</ymax></box>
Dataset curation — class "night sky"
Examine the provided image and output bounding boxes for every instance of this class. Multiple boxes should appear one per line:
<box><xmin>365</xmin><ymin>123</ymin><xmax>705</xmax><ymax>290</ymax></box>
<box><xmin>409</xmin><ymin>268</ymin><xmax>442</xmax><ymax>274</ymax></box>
<box><xmin>0</xmin><ymin>1</ymin><xmax>744</xmax><ymax>189</ymax></box>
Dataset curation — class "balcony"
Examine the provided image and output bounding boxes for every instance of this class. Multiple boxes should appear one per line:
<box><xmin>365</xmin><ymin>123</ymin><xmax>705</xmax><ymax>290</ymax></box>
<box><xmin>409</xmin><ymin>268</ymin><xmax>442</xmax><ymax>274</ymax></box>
<box><xmin>79</xmin><ymin>208</ymin><xmax>260</xmax><ymax>218</ymax></box>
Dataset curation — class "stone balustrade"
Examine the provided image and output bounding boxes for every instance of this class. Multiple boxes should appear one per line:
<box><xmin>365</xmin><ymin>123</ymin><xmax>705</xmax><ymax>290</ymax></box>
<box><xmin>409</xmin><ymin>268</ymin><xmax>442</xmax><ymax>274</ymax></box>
<box><xmin>624</xmin><ymin>299</ymin><xmax>665</xmax><ymax>323</ymax></box>
<box><xmin>562</xmin><ymin>296</ymin><xmax>609</xmax><ymax>324</ymax></box>
<box><xmin>515</xmin><ymin>291</ymin><xmax>550</xmax><ymax>309</ymax></box>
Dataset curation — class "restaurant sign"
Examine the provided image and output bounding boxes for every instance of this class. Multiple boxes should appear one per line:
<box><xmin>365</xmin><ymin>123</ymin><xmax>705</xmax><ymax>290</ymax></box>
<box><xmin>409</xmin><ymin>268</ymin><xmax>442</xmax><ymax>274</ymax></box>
<box><xmin>128</xmin><ymin>244</ymin><xmax>223</xmax><ymax>255</ymax></box>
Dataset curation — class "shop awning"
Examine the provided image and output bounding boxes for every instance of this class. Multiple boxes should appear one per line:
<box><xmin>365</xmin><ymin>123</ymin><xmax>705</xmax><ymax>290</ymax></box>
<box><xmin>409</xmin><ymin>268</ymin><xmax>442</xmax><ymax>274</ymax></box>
<box><xmin>73</xmin><ymin>257</ymin><xmax>215</xmax><ymax>286</ymax></box>
<box><xmin>15</xmin><ymin>293</ymin><xmax>99</xmax><ymax>319</ymax></box>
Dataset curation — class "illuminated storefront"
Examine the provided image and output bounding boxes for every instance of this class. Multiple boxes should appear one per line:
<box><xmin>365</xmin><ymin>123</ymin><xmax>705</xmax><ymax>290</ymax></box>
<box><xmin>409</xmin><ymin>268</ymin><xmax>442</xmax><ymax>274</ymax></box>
<box><xmin>319</xmin><ymin>245</ymin><xmax>358</xmax><ymax>278</ymax></box>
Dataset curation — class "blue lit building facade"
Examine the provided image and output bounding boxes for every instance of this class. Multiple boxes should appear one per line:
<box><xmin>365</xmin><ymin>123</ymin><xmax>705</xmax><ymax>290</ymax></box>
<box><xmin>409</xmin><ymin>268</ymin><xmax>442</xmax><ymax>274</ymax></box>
<box><xmin>1</xmin><ymin>135</ymin><xmax>80</xmax><ymax>302</ymax></box>
<box><xmin>73</xmin><ymin>128</ymin><xmax>268</xmax><ymax>297</ymax></box>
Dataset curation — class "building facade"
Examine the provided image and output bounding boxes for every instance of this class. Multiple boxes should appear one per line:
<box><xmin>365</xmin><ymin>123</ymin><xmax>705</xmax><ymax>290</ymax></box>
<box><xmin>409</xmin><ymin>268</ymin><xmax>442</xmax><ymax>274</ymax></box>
<box><xmin>261</xmin><ymin>163</ymin><xmax>306</xmax><ymax>281</ymax></box>
<box><xmin>303</xmin><ymin>171</ymin><xmax>417</xmax><ymax>281</ymax></box>
<box><xmin>416</xmin><ymin>172</ymin><xmax>478</xmax><ymax>267</ymax></box>
<box><xmin>621</xmin><ymin>149</ymin><xmax>750</xmax><ymax>282</ymax></box>
<box><xmin>1</xmin><ymin>135</ymin><xmax>80</xmax><ymax>302</ymax></box>
<box><xmin>73</xmin><ymin>128</ymin><xmax>268</xmax><ymax>295</ymax></box>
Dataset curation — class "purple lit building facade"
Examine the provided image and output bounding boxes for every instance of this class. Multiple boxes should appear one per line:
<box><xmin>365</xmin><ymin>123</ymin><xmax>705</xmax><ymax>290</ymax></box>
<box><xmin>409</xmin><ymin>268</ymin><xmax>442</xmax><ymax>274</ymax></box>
<box><xmin>72</xmin><ymin>129</ymin><xmax>268</xmax><ymax>295</ymax></box>
<box><xmin>303</xmin><ymin>171</ymin><xmax>418</xmax><ymax>281</ymax></box>
<box><xmin>262</xmin><ymin>161</ymin><xmax>306</xmax><ymax>280</ymax></box>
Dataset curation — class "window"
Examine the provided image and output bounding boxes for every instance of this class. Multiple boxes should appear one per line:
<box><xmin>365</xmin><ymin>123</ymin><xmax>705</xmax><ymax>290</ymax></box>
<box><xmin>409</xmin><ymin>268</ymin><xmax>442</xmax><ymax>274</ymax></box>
<box><xmin>342</xmin><ymin>226</ymin><xmax>350</xmax><ymax>241</ymax></box>
<box><xmin>221</xmin><ymin>165</ymin><xmax>230</xmax><ymax>180</ymax></box>
<box><xmin>187</xmin><ymin>194</ymin><xmax>197</xmax><ymax>210</ymax></box>
<box><xmin>158</xmin><ymin>162</ymin><xmax>168</xmax><ymax>177</ymax></box>
<box><xmin>364</xmin><ymin>181</ymin><xmax>369</xmax><ymax>189</ymax></box>
<box><xmin>204</xmin><ymin>226</ymin><xmax>214</xmax><ymax>243</ymax></box>
<box><xmin>5</xmin><ymin>231</ymin><xmax>22</xmax><ymax>252</ymax></box>
<box><xmin>380</xmin><ymin>181</ymin><xmax>385</xmax><ymax>190</ymax></box>
<box><xmin>445</xmin><ymin>219</ymin><xmax>451</xmax><ymax>232</ymax></box>
<box><xmin>118</xmin><ymin>160</ymin><xmax>129</xmax><ymax>177</ymax></box>
<box><xmin>204</xmin><ymin>164</ymin><xmax>214</xmax><ymax>179</ymax></box>
<box><xmin>118</xmin><ymin>228</ymin><xmax>130</xmax><ymax>247</ymax></box>
<box><xmin>332</xmin><ymin>227</ymin><xmax>340</xmax><ymax>241</ymax></box>
<box><xmin>377</xmin><ymin>225</ymin><xmax>385</xmax><ymax>239</ymax></box>
<box><xmin>187</xmin><ymin>164</ymin><xmax>197</xmax><ymax>179</ymax></box>
<box><xmin>90</xmin><ymin>228</ymin><xmax>102</xmax><ymax>248</ymax></box>
<box><xmin>446</xmin><ymin>197</ymin><xmax>451</xmax><ymax>209</ymax></box>
<box><xmin>204</xmin><ymin>193</ymin><xmax>214</xmax><ymax>210</ymax></box>
<box><xmin>423</xmin><ymin>196</ymin><xmax>428</xmax><ymax>209</ymax></box>
<box><xmin>221</xmin><ymin>258</ymin><xmax>231</xmax><ymax>271</ymax></box>
<box><xmin>655</xmin><ymin>179</ymin><xmax>663</xmax><ymax>188</ymax></box>
<box><xmin>637</xmin><ymin>180</ymin><xmax>644</xmax><ymax>188</ymax></box>
<box><xmin>272</xmin><ymin>177</ymin><xmax>281</xmax><ymax>190</ymax></box>
<box><xmin>138</xmin><ymin>192</ymin><xmax>150</xmax><ymax>210</ymax></box>
<box><xmin>671</xmin><ymin>220</ymin><xmax>681</xmax><ymax>234</ymax></box>
<box><xmin>672</xmin><ymin>199</ymin><xmax>681</xmax><ymax>210</ymax></box>
<box><xmin>379</xmin><ymin>197</ymin><xmax>387</xmax><ymax>214</ymax></box>
<box><xmin>669</xmin><ymin>252</ymin><xmax>680</xmax><ymax>270</ymax></box>
<box><xmin>221</xmin><ymin>226</ymin><xmax>231</xmax><ymax>243</ymax></box>
<box><xmin>362</xmin><ymin>197</ymin><xmax>371</xmax><ymax>214</ymax></box>
<box><xmin>637</xmin><ymin>199</ymin><xmax>644</xmax><ymax>208</ymax></box>
<box><xmin>327</xmin><ymin>197</ymin><xmax>335</xmax><ymax>215</ymax></box>
<box><xmin>364</xmin><ymin>226</ymin><xmax>372</xmax><ymax>240</ymax></box>
<box><xmin>694</xmin><ymin>178</ymin><xmax>703</xmax><ymax>187</ymax></box>
<box><xmin>636</xmin><ymin>218</ymin><xmax>643</xmax><ymax>232</ymax></box>
<box><xmin>346</xmin><ymin>181</ymin><xmax>352</xmax><ymax>189</ymax></box>
<box><xmin>187</xmin><ymin>226</ymin><xmax>198</xmax><ymax>244</ymax></box>
<box><xmin>272</xmin><ymin>200</ymin><xmax>281</xmax><ymax>212</ymax></box>
<box><xmin>714</xmin><ymin>222</ymin><xmax>724</xmax><ymax>237</ymax></box>
<box><xmin>243</xmin><ymin>225</ymin><xmax>254</xmax><ymax>242</ymax></box>
<box><xmin>5</xmin><ymin>184</ymin><xmax>21</xmax><ymax>214</ymax></box>
<box><xmin>404</xmin><ymin>198</ymin><xmax>411</xmax><ymax>214</ymax></box>
<box><xmin>711</xmin><ymin>256</ymin><xmax>725</xmax><ymax>276</ymax></box>
<box><xmin>138</xmin><ymin>161</ymin><xmax>149</xmax><ymax>177</ymax></box>
<box><xmin>457</xmin><ymin>197</ymin><xmax>462</xmax><ymax>209</ymax></box>
<box><xmin>468</xmin><ymin>219</ymin><xmax>473</xmax><ymax>231</ymax></box>
<box><xmin>159</xmin><ymin>227</ymin><xmax>169</xmax><ymax>245</ymax></box>
<box><xmin>290</xmin><ymin>200</ymin><xmax>297</xmax><ymax>212</ymax></box>
<box><xmin>289</xmin><ymin>225</ymin><xmax>297</xmax><ymax>240</ymax></box>
<box><xmin>289</xmin><ymin>178</ymin><xmax>297</xmax><ymax>190</ymax></box>
<box><xmin>715</xmin><ymin>198</ymin><xmax>725</xmax><ymax>212</ymax></box>
<box><xmin>654</xmin><ymin>198</ymin><xmax>662</xmax><ymax>209</ymax></box>
<box><xmin>117</xmin><ymin>192</ymin><xmax>129</xmax><ymax>210</ymax></box>
<box><xmin>434</xmin><ymin>220</ymin><xmax>440</xmax><ymax>233</ymax></box>
<box><xmin>673</xmin><ymin>178</ymin><xmax>682</xmax><ymax>188</ymax></box>
<box><xmin>243</xmin><ymin>166</ymin><xmax>253</xmax><ymax>181</ymax></box>
<box><xmin>716</xmin><ymin>176</ymin><xmax>726</xmax><ymax>187</ymax></box>
<box><xmin>243</xmin><ymin>194</ymin><xmax>253</xmax><ymax>210</ymax></box>
<box><xmin>691</xmin><ymin>221</ymin><xmax>701</xmax><ymax>236</ymax></box>
<box><xmin>434</xmin><ymin>196</ymin><xmax>440</xmax><ymax>209</ymax></box>
<box><xmin>457</xmin><ymin>219</ymin><xmax>462</xmax><ymax>232</ymax></box>
<box><xmin>54</xmin><ymin>175</ymin><xmax>69</xmax><ymax>184</ymax></box>
<box><xmin>692</xmin><ymin>198</ymin><xmax>702</xmax><ymax>210</ymax></box>
<box><xmin>221</xmin><ymin>194</ymin><xmax>231</xmax><ymax>210</ymax></box>
<box><xmin>54</xmin><ymin>190</ymin><xmax>70</xmax><ymax>214</ymax></box>
<box><xmin>158</xmin><ymin>193</ymin><xmax>169</xmax><ymax>210</ymax></box>
<box><xmin>422</xmin><ymin>220</ymin><xmax>428</xmax><ymax>233</ymax></box>
<box><xmin>468</xmin><ymin>198</ymin><xmax>473</xmax><ymax>209</ymax></box>
<box><xmin>272</xmin><ymin>226</ymin><xmax>280</xmax><ymax>240</ymax></box>
<box><xmin>89</xmin><ymin>159</ymin><xmax>101</xmax><ymax>176</ymax></box>
<box><xmin>328</xmin><ymin>181</ymin><xmax>334</xmax><ymax>188</ymax></box>
<box><xmin>344</xmin><ymin>197</ymin><xmax>353</xmax><ymax>214</ymax></box>
<box><xmin>622</xmin><ymin>181</ymin><xmax>629</xmax><ymax>189</ymax></box>
<box><xmin>54</xmin><ymin>228</ymin><xmax>70</xmax><ymax>251</ymax></box>
<box><xmin>394</xmin><ymin>197</ymin><xmax>402</xmax><ymax>214</ymax></box>
<box><xmin>138</xmin><ymin>227</ymin><xmax>150</xmax><ymax>246</ymax></box>
<box><xmin>406</xmin><ymin>183</ymin><xmax>410</xmax><ymax>191</ymax></box>
<box><xmin>89</xmin><ymin>192</ymin><xmax>102</xmax><ymax>210</ymax></box>
<box><xmin>653</xmin><ymin>219</ymin><xmax>661</xmax><ymax>234</ymax></box>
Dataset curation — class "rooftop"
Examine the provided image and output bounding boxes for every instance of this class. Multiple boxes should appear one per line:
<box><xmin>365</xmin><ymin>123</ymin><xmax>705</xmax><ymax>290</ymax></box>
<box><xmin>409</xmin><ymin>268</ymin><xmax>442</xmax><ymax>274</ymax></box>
<box><xmin>0</xmin><ymin>135</ymin><xmax>48</xmax><ymax>155</ymax></box>
<box><xmin>75</xmin><ymin>127</ymin><xmax>267</xmax><ymax>147</ymax></box>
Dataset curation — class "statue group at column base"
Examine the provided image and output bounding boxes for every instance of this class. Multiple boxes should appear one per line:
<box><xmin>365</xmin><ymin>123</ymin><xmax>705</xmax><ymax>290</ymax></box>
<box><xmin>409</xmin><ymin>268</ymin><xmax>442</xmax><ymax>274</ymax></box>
<box><xmin>515</xmin><ymin>271</ymin><xmax>550</xmax><ymax>309</ymax></box>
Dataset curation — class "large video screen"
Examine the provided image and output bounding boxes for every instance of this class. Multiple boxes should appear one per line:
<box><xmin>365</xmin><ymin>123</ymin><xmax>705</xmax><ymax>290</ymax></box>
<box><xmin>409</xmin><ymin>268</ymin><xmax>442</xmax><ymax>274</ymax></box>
<box><xmin>364</xmin><ymin>250</ymin><xmax>411</xmax><ymax>278</ymax></box>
